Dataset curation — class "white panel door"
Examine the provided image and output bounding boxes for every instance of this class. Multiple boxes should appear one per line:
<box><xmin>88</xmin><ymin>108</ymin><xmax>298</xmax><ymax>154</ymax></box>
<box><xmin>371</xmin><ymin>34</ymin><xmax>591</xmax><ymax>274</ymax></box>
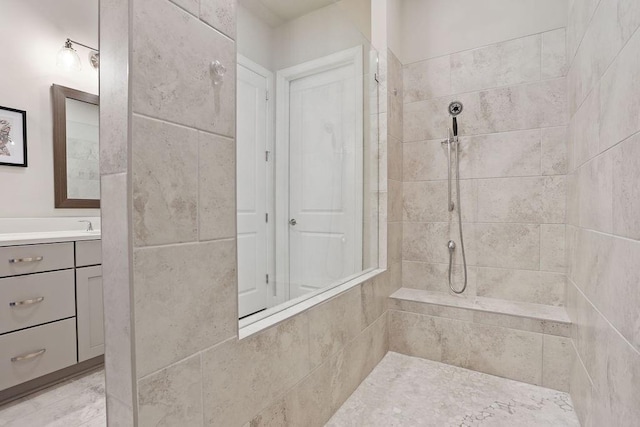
<box><xmin>288</xmin><ymin>61</ymin><xmax>363</xmax><ymax>298</ymax></box>
<box><xmin>237</xmin><ymin>62</ymin><xmax>270</xmax><ymax>318</ymax></box>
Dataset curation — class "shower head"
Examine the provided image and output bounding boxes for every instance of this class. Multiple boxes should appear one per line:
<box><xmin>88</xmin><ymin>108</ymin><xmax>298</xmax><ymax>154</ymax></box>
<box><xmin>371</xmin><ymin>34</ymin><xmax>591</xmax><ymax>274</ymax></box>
<box><xmin>448</xmin><ymin>101</ymin><xmax>463</xmax><ymax>117</ymax></box>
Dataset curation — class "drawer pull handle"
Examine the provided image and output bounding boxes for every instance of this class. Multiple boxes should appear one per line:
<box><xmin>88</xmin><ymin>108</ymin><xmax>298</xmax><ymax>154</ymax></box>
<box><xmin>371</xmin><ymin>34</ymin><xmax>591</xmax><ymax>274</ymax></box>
<box><xmin>9</xmin><ymin>297</ymin><xmax>45</xmax><ymax>307</ymax></box>
<box><xmin>9</xmin><ymin>256</ymin><xmax>44</xmax><ymax>264</ymax></box>
<box><xmin>11</xmin><ymin>349</ymin><xmax>46</xmax><ymax>362</ymax></box>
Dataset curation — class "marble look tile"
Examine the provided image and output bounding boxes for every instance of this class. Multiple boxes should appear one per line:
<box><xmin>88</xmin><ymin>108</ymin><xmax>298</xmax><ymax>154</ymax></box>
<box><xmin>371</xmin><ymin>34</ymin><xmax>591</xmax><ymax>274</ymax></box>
<box><xmin>133</xmin><ymin>239</ymin><xmax>236</xmax><ymax>378</ymax></box>
<box><xmin>387</xmin><ymin>135</ymin><xmax>402</xmax><ymax>182</ymax></box>
<box><xmin>99</xmin><ymin>174</ymin><xmax>133</xmax><ymax>404</ymax></box>
<box><xmin>604</xmin><ymin>322</ymin><xmax>640</xmax><ymax>425</ymax></box>
<box><xmin>402</xmin><ymin>140</ymin><xmax>448</xmax><ymax>182</ymax></box>
<box><xmin>542</xmin><ymin>335</ymin><xmax>575</xmax><ymax>392</ymax></box>
<box><xmin>461</xmin><ymin>130</ymin><xmax>541</xmax><ymax>179</ymax></box>
<box><xmin>388</xmin><ymin>298</ymin><xmax>475</xmax><ymax>322</ymax></box>
<box><xmin>403</xmin><ymin>97</ymin><xmax>450</xmax><ymax>142</ymax></box>
<box><xmin>402</xmin><ymin>261</ymin><xmax>478</xmax><ymax>296</ymax></box>
<box><xmin>570</xmin><ymin>228</ymin><xmax>613</xmax><ymax>305</ymax></box>
<box><xmin>104</xmin><ymin>395</ymin><xmax>132</xmax><ymax>427</ymax></box>
<box><xmin>388</xmin><ymin>179</ymin><xmax>402</xmax><ymax>222</ymax></box>
<box><xmin>567</xmin><ymin>0</ymin><xmax>600</xmax><ymax>59</ymax></box>
<box><xmin>574</xmin><ymin>289</ymin><xmax>610</xmax><ymax>393</ymax></box>
<box><xmin>132</xmin><ymin>0</ymin><xmax>235</xmax><ymax>136</ymax></box>
<box><xmin>541</xmin><ymin>126</ymin><xmax>568</xmax><ymax>175</ymax></box>
<box><xmin>248</xmin><ymin>359</ymin><xmax>332</xmax><ymax>427</ymax></box>
<box><xmin>132</xmin><ymin>116</ymin><xmax>198</xmax><ymax>247</ymax></box>
<box><xmin>138</xmin><ymin>354</ymin><xmax>202</xmax><ymax>426</ymax></box>
<box><xmin>542</xmin><ymin>28</ymin><xmax>568</xmax><ymax>79</ymax></box>
<box><xmin>360</xmin><ymin>273</ymin><xmax>388</xmax><ymax>327</ymax></box>
<box><xmin>569</xmin><ymin>354</ymin><xmax>595</xmax><ymax>427</ymax></box>
<box><xmin>308</xmin><ymin>287</ymin><xmax>365</xmax><ymax>368</ymax></box>
<box><xmin>402</xmin><ymin>180</ymin><xmax>477</xmax><ymax>223</ymax></box>
<box><xmin>476</xmin><ymin>267</ymin><xmax>565</xmax><ymax>306</ymax></box>
<box><xmin>540</xmin><ymin>224</ymin><xmax>566</xmax><ymax>273</ymax></box>
<box><xmin>201</xmin><ymin>316</ymin><xmax>310</xmax><ymax>426</ymax></box>
<box><xmin>198</xmin><ymin>132</ymin><xmax>235</xmax><ymax>240</ymax></box>
<box><xmin>328</xmin><ymin>313</ymin><xmax>388</xmax><ymax>412</ymax></box>
<box><xmin>578</xmin><ymin>152</ymin><xmax>613</xmax><ymax>233</ymax></box>
<box><xmin>389</xmin><ymin>310</ymin><xmax>543</xmax><ymax>385</ymax></box>
<box><xmin>388</xmin><ymin>91</ymin><xmax>403</xmax><ymax>142</ymax></box>
<box><xmin>451</xmin><ymin>34</ymin><xmax>541</xmax><ymax>94</ymax></box>
<box><xmin>477</xmin><ymin>176</ymin><xmax>565</xmax><ymax>224</ymax></box>
<box><xmin>570</xmin><ymin>85</ymin><xmax>600</xmax><ymax>168</ymax></box>
<box><xmin>403</xmin><ymin>56</ymin><xmax>451</xmax><ymax>103</ymax></box>
<box><xmin>612</xmin><ymin>131</ymin><xmax>640</xmax><ymax>240</ymax></box>
<box><xmin>200</xmin><ymin>0</ymin><xmax>235</xmax><ymax>39</ymax></box>
<box><xmin>475</xmin><ymin>223</ymin><xmax>540</xmax><ymax>270</ymax></box>
<box><xmin>99</xmin><ymin>0</ymin><xmax>130</xmax><ymax>175</ymax></box>
<box><xmin>169</xmin><ymin>0</ymin><xmax>199</xmax><ymax>16</ymax></box>
<box><xmin>387</xmin><ymin>221</ymin><xmax>403</xmax><ymax>265</ymax></box>
<box><xmin>403</xmin><ymin>222</ymin><xmax>476</xmax><ymax>265</ymax></box>
<box><xmin>328</xmin><ymin>352</ymin><xmax>579</xmax><ymax>427</ymax></box>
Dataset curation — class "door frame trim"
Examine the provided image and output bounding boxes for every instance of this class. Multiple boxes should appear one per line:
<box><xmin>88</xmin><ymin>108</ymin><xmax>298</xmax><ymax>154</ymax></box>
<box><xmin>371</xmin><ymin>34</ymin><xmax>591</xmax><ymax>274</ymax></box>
<box><xmin>275</xmin><ymin>45</ymin><xmax>364</xmax><ymax>303</ymax></box>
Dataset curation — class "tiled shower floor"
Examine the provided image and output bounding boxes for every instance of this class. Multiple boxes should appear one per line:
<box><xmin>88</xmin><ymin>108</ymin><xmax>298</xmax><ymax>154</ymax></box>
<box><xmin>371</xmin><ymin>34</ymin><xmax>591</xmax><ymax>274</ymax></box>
<box><xmin>327</xmin><ymin>352</ymin><xmax>580</xmax><ymax>427</ymax></box>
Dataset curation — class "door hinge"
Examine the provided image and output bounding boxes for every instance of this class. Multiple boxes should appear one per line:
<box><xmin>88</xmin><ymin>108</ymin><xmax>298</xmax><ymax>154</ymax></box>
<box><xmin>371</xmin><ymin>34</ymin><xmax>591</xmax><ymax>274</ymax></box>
<box><xmin>266</xmin><ymin>90</ymin><xmax>269</xmax><ymax>101</ymax></box>
<box><xmin>265</xmin><ymin>150</ymin><xmax>270</xmax><ymax>161</ymax></box>
<box><xmin>265</xmin><ymin>213</ymin><xmax>269</xmax><ymax>223</ymax></box>
<box><xmin>374</xmin><ymin>73</ymin><xmax>380</xmax><ymax>83</ymax></box>
<box><xmin>266</xmin><ymin>274</ymin><xmax>269</xmax><ymax>284</ymax></box>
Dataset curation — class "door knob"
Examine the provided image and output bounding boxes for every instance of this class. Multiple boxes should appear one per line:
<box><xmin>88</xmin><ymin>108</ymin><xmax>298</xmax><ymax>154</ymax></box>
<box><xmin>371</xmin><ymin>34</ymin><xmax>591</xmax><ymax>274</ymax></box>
<box><xmin>289</xmin><ymin>219</ymin><xmax>297</xmax><ymax>226</ymax></box>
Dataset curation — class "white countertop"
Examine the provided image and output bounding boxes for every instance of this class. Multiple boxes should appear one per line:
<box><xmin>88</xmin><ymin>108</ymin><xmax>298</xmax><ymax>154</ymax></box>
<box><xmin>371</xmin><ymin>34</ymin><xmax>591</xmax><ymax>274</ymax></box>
<box><xmin>0</xmin><ymin>230</ymin><xmax>101</xmax><ymax>247</ymax></box>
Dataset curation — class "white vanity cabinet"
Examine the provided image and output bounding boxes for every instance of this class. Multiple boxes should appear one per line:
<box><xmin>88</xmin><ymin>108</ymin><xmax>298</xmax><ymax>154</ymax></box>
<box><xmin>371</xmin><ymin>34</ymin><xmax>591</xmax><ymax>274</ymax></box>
<box><xmin>0</xmin><ymin>236</ymin><xmax>103</xmax><ymax>402</ymax></box>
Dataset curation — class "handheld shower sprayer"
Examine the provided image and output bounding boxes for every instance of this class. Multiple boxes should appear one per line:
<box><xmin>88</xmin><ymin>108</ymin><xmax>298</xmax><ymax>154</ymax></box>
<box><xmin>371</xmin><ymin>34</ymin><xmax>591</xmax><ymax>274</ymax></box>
<box><xmin>448</xmin><ymin>101</ymin><xmax>463</xmax><ymax>137</ymax></box>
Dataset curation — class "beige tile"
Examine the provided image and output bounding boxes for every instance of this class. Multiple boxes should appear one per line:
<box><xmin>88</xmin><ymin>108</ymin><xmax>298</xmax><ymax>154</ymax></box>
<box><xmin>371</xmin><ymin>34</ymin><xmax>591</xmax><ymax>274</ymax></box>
<box><xmin>461</xmin><ymin>130</ymin><xmax>541</xmax><ymax>179</ymax></box>
<box><xmin>541</xmin><ymin>224</ymin><xmax>566</xmax><ymax>273</ymax></box>
<box><xmin>542</xmin><ymin>335</ymin><xmax>575</xmax><ymax>391</ymax></box>
<box><xmin>475</xmin><ymin>223</ymin><xmax>539</xmax><ymax>270</ymax></box>
<box><xmin>451</xmin><ymin>34</ymin><xmax>541</xmax><ymax>94</ymax></box>
<box><xmin>403</xmin><ymin>56</ymin><xmax>451</xmax><ymax>103</ymax></box>
<box><xmin>198</xmin><ymin>132</ymin><xmax>235</xmax><ymax>240</ymax></box>
<box><xmin>169</xmin><ymin>0</ymin><xmax>198</xmax><ymax>16</ymax></box>
<box><xmin>403</xmin><ymin>97</ymin><xmax>450</xmax><ymax>142</ymax></box>
<box><xmin>541</xmin><ymin>126</ymin><xmax>568</xmax><ymax>176</ymax></box>
<box><xmin>402</xmin><ymin>261</ymin><xmax>477</xmax><ymax>296</ymax></box>
<box><xmin>403</xmin><ymin>140</ymin><xmax>448</xmax><ymax>182</ymax></box>
<box><xmin>477</xmin><ymin>176</ymin><xmax>565</xmax><ymax>224</ymax></box>
<box><xmin>200</xmin><ymin>0</ymin><xmax>235</xmax><ymax>39</ymax></box>
<box><xmin>574</xmin><ymin>289</ymin><xmax>610</xmax><ymax>393</ymax></box>
<box><xmin>403</xmin><ymin>222</ymin><xmax>475</xmax><ymax>265</ymax></box>
<box><xmin>567</xmin><ymin>0</ymin><xmax>600</xmax><ymax>59</ymax></box>
<box><xmin>578</xmin><ymin>152</ymin><xmax>613</xmax><ymax>233</ymax></box>
<box><xmin>308</xmin><ymin>287</ymin><xmax>365</xmax><ymax>368</ymax></box>
<box><xmin>133</xmin><ymin>239</ymin><xmax>236</xmax><ymax>378</ymax></box>
<box><xmin>99</xmin><ymin>0</ymin><xmax>130</xmax><ymax>175</ymax></box>
<box><xmin>403</xmin><ymin>180</ymin><xmax>477</xmax><ymax>223</ymax></box>
<box><xmin>138</xmin><ymin>354</ymin><xmax>202</xmax><ymax>426</ymax></box>
<box><xmin>387</xmin><ymin>135</ymin><xmax>403</xmax><ymax>181</ymax></box>
<box><xmin>388</xmin><ymin>179</ymin><xmax>402</xmax><ymax>222</ymax></box>
<box><xmin>605</xmin><ymin>323</ymin><xmax>640</xmax><ymax>425</ymax></box>
<box><xmin>329</xmin><ymin>314</ymin><xmax>388</xmax><ymax>412</ymax></box>
<box><xmin>201</xmin><ymin>316</ymin><xmax>310</xmax><ymax>427</ymax></box>
<box><xmin>612</xmin><ymin>132</ymin><xmax>640</xmax><ymax>240</ymax></box>
<box><xmin>388</xmin><ymin>89</ymin><xmax>403</xmax><ymax>141</ymax></box>
<box><xmin>248</xmin><ymin>360</ymin><xmax>333</xmax><ymax>427</ymax></box>
<box><xmin>542</xmin><ymin>28</ymin><xmax>568</xmax><ymax>79</ymax></box>
<box><xmin>565</xmin><ymin>172</ymin><xmax>579</xmax><ymax>227</ymax></box>
<box><xmin>132</xmin><ymin>116</ymin><xmax>198</xmax><ymax>247</ymax></box>
<box><xmin>388</xmin><ymin>221</ymin><xmax>403</xmax><ymax>265</ymax></box>
<box><xmin>100</xmin><ymin>174</ymin><xmax>134</xmax><ymax>404</ymax></box>
<box><xmin>387</xmin><ymin>50</ymin><xmax>403</xmax><ymax>98</ymax></box>
<box><xmin>132</xmin><ymin>0</ymin><xmax>235</xmax><ymax>136</ymax></box>
<box><xmin>105</xmin><ymin>394</ymin><xmax>134</xmax><ymax>427</ymax></box>
<box><xmin>476</xmin><ymin>267</ymin><xmax>565</xmax><ymax>306</ymax></box>
<box><xmin>570</xmin><ymin>85</ymin><xmax>600</xmax><ymax>168</ymax></box>
<box><xmin>569</xmin><ymin>354</ymin><xmax>595</xmax><ymax>427</ymax></box>
<box><xmin>361</xmin><ymin>273</ymin><xmax>388</xmax><ymax>327</ymax></box>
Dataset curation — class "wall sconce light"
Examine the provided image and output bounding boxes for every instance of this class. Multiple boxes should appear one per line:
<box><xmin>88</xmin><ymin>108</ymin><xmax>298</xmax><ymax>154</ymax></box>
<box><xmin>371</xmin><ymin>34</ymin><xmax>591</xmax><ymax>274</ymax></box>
<box><xmin>57</xmin><ymin>38</ymin><xmax>99</xmax><ymax>71</ymax></box>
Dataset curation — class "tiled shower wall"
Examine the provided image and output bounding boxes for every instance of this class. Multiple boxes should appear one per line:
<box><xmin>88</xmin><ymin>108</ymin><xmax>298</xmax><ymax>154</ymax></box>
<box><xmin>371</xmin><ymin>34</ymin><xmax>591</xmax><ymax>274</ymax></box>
<box><xmin>565</xmin><ymin>0</ymin><xmax>640</xmax><ymax>425</ymax></box>
<box><xmin>99</xmin><ymin>0</ymin><xmax>402</xmax><ymax>425</ymax></box>
<box><xmin>401</xmin><ymin>29</ymin><xmax>569</xmax><ymax>307</ymax></box>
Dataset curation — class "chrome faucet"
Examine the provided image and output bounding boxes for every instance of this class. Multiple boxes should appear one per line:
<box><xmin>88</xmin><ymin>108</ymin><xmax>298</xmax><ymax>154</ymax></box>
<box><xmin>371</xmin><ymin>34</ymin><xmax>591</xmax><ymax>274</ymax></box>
<box><xmin>78</xmin><ymin>220</ymin><xmax>93</xmax><ymax>231</ymax></box>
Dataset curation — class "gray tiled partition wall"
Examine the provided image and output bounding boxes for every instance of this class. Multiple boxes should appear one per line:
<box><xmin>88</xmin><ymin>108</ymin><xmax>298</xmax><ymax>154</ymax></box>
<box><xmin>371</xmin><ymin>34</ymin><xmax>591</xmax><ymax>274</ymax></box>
<box><xmin>565</xmin><ymin>0</ymin><xmax>640</xmax><ymax>425</ymax></box>
<box><xmin>99</xmin><ymin>0</ymin><xmax>402</xmax><ymax>425</ymax></box>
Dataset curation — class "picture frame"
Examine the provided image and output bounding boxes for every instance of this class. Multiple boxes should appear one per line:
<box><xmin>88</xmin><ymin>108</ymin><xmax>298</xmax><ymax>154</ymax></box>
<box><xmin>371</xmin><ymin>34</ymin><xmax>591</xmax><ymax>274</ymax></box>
<box><xmin>0</xmin><ymin>106</ymin><xmax>27</xmax><ymax>167</ymax></box>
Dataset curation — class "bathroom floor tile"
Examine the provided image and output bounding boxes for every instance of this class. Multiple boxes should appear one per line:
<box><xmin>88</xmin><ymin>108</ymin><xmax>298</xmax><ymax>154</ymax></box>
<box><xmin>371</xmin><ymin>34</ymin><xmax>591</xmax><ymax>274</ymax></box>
<box><xmin>327</xmin><ymin>352</ymin><xmax>579</xmax><ymax>427</ymax></box>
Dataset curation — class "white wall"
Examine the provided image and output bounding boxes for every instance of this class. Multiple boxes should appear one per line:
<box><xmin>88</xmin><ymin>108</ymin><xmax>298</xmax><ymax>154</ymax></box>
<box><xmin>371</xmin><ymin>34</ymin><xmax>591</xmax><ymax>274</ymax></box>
<box><xmin>396</xmin><ymin>0</ymin><xmax>567</xmax><ymax>64</ymax></box>
<box><xmin>0</xmin><ymin>0</ymin><xmax>99</xmax><ymax>218</ymax></box>
<box><xmin>237</xmin><ymin>3</ymin><xmax>275</xmax><ymax>71</ymax></box>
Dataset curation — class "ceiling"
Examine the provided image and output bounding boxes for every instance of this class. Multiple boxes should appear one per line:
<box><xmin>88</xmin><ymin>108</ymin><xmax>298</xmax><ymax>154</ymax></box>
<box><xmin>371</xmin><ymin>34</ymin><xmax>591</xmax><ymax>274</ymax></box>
<box><xmin>239</xmin><ymin>0</ymin><xmax>337</xmax><ymax>26</ymax></box>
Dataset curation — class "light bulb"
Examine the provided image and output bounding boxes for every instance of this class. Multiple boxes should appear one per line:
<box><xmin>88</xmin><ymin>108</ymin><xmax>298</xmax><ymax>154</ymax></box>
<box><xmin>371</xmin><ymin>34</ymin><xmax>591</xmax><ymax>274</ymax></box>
<box><xmin>57</xmin><ymin>41</ymin><xmax>81</xmax><ymax>71</ymax></box>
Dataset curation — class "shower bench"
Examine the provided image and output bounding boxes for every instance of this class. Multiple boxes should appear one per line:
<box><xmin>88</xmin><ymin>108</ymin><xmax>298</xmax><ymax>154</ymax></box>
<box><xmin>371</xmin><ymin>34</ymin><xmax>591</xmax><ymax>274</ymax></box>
<box><xmin>388</xmin><ymin>288</ymin><xmax>574</xmax><ymax>392</ymax></box>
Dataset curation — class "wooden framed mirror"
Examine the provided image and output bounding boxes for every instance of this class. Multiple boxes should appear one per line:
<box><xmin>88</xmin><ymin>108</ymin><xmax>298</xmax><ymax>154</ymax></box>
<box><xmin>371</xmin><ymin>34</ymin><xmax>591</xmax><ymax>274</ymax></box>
<box><xmin>52</xmin><ymin>84</ymin><xmax>100</xmax><ymax>208</ymax></box>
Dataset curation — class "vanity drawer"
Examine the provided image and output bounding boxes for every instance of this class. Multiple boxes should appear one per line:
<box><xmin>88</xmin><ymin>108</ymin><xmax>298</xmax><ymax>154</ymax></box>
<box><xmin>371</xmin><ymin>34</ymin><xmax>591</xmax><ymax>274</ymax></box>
<box><xmin>0</xmin><ymin>270</ymin><xmax>76</xmax><ymax>335</ymax></box>
<box><xmin>0</xmin><ymin>318</ymin><xmax>77</xmax><ymax>391</ymax></box>
<box><xmin>0</xmin><ymin>242</ymin><xmax>74</xmax><ymax>278</ymax></box>
<box><xmin>75</xmin><ymin>240</ymin><xmax>101</xmax><ymax>267</ymax></box>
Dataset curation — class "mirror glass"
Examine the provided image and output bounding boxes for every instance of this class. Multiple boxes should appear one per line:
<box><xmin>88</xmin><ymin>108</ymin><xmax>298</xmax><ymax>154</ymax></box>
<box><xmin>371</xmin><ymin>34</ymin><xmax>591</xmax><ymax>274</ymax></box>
<box><xmin>65</xmin><ymin>98</ymin><xmax>100</xmax><ymax>200</ymax></box>
<box><xmin>237</xmin><ymin>0</ymin><xmax>380</xmax><ymax>324</ymax></box>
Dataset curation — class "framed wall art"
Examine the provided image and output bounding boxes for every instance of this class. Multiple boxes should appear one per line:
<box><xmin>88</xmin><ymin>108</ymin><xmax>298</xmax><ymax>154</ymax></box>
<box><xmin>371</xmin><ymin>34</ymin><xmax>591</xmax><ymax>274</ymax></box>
<box><xmin>0</xmin><ymin>106</ymin><xmax>27</xmax><ymax>167</ymax></box>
